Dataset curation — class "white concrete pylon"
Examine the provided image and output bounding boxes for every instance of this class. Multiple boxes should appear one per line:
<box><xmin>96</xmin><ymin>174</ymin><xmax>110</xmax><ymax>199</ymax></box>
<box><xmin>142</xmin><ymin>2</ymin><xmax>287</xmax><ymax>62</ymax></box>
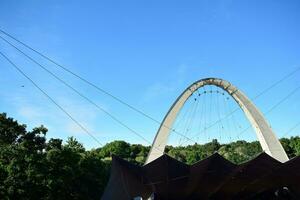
<box><xmin>146</xmin><ymin>78</ymin><xmax>289</xmax><ymax>164</ymax></box>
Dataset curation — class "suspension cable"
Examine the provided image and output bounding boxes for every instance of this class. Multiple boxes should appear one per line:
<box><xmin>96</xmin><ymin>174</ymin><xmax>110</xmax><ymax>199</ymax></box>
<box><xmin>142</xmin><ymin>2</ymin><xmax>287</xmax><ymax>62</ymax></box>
<box><xmin>215</xmin><ymin>89</ymin><xmax>225</xmax><ymax>142</ymax></box>
<box><xmin>196</xmin><ymin>89</ymin><xmax>206</xmax><ymax>142</ymax></box>
<box><xmin>182</xmin><ymin>94</ymin><xmax>199</xmax><ymax>145</ymax></box>
<box><xmin>185</xmin><ymin>69</ymin><xmax>300</xmax><ymax>140</ymax></box>
<box><xmin>181</xmin><ymin>84</ymin><xmax>300</xmax><ymax>145</ymax></box>
<box><xmin>178</xmin><ymin>96</ymin><xmax>197</xmax><ymax>145</ymax></box>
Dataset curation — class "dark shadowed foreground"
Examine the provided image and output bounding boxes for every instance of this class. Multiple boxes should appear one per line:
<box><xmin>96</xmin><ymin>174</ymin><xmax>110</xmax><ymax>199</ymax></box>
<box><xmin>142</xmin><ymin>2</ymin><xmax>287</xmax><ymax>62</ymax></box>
<box><xmin>102</xmin><ymin>153</ymin><xmax>300</xmax><ymax>200</ymax></box>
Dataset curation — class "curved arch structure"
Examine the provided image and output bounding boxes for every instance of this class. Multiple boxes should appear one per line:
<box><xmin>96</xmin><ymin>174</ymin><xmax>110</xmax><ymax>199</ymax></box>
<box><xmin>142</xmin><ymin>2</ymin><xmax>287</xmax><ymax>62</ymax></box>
<box><xmin>146</xmin><ymin>78</ymin><xmax>289</xmax><ymax>164</ymax></box>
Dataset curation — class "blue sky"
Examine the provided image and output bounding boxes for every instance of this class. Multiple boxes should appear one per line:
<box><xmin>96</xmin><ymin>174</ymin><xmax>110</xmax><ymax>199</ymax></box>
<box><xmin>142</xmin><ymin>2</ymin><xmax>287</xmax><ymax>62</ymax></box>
<box><xmin>0</xmin><ymin>0</ymin><xmax>299</xmax><ymax>149</ymax></box>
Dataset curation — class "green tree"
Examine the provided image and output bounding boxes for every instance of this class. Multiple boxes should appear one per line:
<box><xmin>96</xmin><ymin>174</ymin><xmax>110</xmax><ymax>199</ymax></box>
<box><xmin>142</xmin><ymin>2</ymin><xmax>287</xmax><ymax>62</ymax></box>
<box><xmin>0</xmin><ymin>113</ymin><xmax>26</xmax><ymax>145</ymax></box>
<box><xmin>0</xmin><ymin>112</ymin><xmax>299</xmax><ymax>199</ymax></box>
<box><xmin>65</xmin><ymin>136</ymin><xmax>85</xmax><ymax>153</ymax></box>
<box><xmin>98</xmin><ymin>140</ymin><xmax>131</xmax><ymax>159</ymax></box>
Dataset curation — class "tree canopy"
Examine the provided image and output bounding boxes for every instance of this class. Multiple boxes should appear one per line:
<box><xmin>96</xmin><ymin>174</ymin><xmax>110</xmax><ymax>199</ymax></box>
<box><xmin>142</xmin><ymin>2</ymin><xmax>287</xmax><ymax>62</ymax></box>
<box><xmin>0</xmin><ymin>112</ymin><xmax>299</xmax><ymax>199</ymax></box>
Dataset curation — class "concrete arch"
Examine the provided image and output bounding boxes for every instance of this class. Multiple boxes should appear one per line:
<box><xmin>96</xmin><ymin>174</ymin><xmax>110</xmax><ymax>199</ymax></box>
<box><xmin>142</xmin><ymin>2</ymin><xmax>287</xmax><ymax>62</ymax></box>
<box><xmin>146</xmin><ymin>78</ymin><xmax>289</xmax><ymax>164</ymax></box>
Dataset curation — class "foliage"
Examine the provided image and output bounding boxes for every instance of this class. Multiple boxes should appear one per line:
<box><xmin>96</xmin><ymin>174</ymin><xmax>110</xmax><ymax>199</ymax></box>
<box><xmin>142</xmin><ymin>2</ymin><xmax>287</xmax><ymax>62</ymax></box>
<box><xmin>0</xmin><ymin>113</ymin><xmax>109</xmax><ymax>200</ymax></box>
<box><xmin>0</xmin><ymin>113</ymin><xmax>299</xmax><ymax>199</ymax></box>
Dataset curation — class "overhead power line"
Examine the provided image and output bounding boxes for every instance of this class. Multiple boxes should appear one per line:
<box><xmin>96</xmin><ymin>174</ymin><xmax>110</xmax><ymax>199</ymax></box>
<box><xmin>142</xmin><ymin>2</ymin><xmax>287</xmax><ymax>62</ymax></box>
<box><xmin>1</xmin><ymin>28</ymin><xmax>299</xmax><ymax>146</ymax></box>
<box><xmin>0</xmin><ymin>29</ymin><xmax>163</xmax><ymax>125</ymax></box>
<box><xmin>236</xmin><ymin>85</ymin><xmax>300</xmax><ymax>137</ymax></box>
<box><xmin>282</xmin><ymin>121</ymin><xmax>300</xmax><ymax>138</ymax></box>
<box><xmin>264</xmin><ymin>86</ymin><xmax>300</xmax><ymax>115</ymax></box>
<box><xmin>0</xmin><ymin>51</ymin><xmax>103</xmax><ymax>146</ymax></box>
<box><xmin>252</xmin><ymin>67</ymin><xmax>300</xmax><ymax>100</ymax></box>
<box><xmin>0</xmin><ymin>35</ymin><xmax>156</xmax><ymax>147</ymax></box>
<box><xmin>0</xmin><ymin>28</ymin><xmax>197</xmax><ymax>144</ymax></box>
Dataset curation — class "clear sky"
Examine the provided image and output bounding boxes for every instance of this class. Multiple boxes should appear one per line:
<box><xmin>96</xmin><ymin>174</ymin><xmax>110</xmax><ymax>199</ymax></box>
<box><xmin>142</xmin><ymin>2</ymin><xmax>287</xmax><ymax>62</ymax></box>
<box><xmin>0</xmin><ymin>0</ymin><xmax>299</xmax><ymax>149</ymax></box>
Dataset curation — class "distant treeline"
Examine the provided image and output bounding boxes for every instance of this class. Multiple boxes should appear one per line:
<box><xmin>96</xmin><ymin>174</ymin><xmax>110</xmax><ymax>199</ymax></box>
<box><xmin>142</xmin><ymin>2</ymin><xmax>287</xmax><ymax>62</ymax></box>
<box><xmin>0</xmin><ymin>113</ymin><xmax>299</xmax><ymax>199</ymax></box>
